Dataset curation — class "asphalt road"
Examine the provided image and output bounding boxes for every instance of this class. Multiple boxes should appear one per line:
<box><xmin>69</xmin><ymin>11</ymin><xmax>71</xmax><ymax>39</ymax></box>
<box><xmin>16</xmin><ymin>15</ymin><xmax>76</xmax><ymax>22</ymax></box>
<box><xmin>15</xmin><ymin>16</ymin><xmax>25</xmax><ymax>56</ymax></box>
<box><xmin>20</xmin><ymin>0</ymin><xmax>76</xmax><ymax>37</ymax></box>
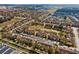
<box><xmin>72</xmin><ymin>27</ymin><xmax>79</xmax><ymax>49</ymax></box>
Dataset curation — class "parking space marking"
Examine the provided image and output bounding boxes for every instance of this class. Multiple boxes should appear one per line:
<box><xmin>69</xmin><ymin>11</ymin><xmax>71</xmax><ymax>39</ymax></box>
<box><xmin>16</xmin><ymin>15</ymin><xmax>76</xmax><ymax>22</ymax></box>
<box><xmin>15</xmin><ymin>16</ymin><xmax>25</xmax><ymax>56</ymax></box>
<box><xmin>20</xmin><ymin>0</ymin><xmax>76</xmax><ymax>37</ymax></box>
<box><xmin>2</xmin><ymin>48</ymin><xmax>11</xmax><ymax>54</ymax></box>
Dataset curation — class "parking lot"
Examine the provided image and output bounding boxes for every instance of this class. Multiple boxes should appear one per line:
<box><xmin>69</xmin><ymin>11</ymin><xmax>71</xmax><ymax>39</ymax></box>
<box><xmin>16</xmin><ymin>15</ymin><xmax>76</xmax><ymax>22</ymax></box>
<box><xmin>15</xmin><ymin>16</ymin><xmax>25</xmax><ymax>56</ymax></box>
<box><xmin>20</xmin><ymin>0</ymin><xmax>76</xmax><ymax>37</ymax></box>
<box><xmin>0</xmin><ymin>43</ymin><xmax>29</xmax><ymax>54</ymax></box>
<box><xmin>0</xmin><ymin>43</ymin><xmax>14</xmax><ymax>54</ymax></box>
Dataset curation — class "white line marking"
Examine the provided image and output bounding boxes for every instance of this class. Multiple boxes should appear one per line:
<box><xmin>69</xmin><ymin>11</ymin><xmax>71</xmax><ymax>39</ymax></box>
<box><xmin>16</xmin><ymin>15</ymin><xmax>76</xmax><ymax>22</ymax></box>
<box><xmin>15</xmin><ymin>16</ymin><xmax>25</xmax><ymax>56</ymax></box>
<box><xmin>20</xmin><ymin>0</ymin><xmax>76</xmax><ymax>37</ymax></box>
<box><xmin>2</xmin><ymin>48</ymin><xmax>11</xmax><ymax>54</ymax></box>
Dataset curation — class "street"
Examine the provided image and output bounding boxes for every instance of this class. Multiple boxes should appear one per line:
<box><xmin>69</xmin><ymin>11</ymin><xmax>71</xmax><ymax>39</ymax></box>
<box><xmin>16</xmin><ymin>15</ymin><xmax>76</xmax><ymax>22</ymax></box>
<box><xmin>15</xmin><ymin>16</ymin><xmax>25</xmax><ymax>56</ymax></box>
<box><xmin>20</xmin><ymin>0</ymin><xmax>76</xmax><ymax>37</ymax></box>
<box><xmin>72</xmin><ymin>27</ymin><xmax>79</xmax><ymax>49</ymax></box>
